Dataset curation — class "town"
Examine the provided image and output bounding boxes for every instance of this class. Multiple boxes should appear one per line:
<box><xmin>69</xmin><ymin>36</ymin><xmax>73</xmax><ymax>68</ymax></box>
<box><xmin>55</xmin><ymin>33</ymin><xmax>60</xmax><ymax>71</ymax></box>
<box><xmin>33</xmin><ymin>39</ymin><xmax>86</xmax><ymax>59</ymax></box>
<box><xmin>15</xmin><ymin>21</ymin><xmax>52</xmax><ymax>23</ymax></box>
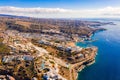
<box><xmin>0</xmin><ymin>15</ymin><xmax>111</xmax><ymax>80</ymax></box>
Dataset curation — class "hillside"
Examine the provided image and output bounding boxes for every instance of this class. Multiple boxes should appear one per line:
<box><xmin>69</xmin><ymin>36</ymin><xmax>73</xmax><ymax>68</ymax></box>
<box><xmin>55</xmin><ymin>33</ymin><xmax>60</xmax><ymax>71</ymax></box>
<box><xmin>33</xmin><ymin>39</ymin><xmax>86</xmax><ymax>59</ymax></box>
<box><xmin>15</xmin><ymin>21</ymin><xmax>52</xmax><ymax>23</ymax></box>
<box><xmin>0</xmin><ymin>14</ymin><xmax>107</xmax><ymax>38</ymax></box>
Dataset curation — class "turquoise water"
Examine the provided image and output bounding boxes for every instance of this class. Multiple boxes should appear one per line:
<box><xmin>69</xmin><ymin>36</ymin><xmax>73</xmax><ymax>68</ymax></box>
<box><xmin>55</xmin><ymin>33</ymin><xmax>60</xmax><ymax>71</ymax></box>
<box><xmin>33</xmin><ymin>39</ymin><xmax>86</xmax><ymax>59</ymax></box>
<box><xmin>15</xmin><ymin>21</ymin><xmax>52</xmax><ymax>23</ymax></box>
<box><xmin>77</xmin><ymin>21</ymin><xmax>120</xmax><ymax>80</ymax></box>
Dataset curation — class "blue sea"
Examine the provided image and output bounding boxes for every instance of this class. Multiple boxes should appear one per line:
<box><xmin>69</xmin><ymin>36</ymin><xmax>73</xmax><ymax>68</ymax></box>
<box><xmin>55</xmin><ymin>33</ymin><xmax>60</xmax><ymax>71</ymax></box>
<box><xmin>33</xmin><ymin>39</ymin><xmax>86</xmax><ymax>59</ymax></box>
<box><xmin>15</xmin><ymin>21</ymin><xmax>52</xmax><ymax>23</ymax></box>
<box><xmin>77</xmin><ymin>20</ymin><xmax>120</xmax><ymax>80</ymax></box>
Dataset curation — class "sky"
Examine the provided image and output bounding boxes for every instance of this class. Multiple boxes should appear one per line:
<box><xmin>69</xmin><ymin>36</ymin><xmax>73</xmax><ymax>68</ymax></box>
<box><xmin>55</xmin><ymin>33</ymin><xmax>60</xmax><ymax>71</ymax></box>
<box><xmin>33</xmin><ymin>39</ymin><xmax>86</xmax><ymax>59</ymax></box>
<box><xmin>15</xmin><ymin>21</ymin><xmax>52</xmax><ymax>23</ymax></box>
<box><xmin>0</xmin><ymin>0</ymin><xmax>120</xmax><ymax>18</ymax></box>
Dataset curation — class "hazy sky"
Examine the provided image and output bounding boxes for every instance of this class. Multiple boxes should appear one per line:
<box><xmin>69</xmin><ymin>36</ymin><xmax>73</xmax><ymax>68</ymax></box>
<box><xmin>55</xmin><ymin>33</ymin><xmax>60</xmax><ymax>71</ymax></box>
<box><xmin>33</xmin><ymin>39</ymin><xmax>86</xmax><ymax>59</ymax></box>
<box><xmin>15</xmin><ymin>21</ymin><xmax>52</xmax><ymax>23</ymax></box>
<box><xmin>0</xmin><ymin>0</ymin><xmax>120</xmax><ymax>18</ymax></box>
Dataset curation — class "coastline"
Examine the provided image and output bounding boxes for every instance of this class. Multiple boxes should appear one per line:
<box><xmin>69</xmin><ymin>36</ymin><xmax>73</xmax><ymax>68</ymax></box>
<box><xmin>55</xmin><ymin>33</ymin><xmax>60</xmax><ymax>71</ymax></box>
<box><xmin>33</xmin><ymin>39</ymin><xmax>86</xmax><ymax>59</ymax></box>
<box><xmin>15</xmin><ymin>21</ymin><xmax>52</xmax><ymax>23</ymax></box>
<box><xmin>75</xmin><ymin>53</ymin><xmax>97</xmax><ymax>80</ymax></box>
<box><xmin>74</xmin><ymin>21</ymin><xmax>120</xmax><ymax>80</ymax></box>
<box><xmin>75</xmin><ymin>24</ymin><xmax>108</xmax><ymax>80</ymax></box>
<box><xmin>70</xmin><ymin>45</ymin><xmax>98</xmax><ymax>80</ymax></box>
<box><xmin>76</xmin><ymin>60</ymin><xmax>95</xmax><ymax>80</ymax></box>
<box><xmin>74</xmin><ymin>31</ymin><xmax>99</xmax><ymax>80</ymax></box>
<box><xmin>75</xmin><ymin>27</ymin><xmax>107</xmax><ymax>80</ymax></box>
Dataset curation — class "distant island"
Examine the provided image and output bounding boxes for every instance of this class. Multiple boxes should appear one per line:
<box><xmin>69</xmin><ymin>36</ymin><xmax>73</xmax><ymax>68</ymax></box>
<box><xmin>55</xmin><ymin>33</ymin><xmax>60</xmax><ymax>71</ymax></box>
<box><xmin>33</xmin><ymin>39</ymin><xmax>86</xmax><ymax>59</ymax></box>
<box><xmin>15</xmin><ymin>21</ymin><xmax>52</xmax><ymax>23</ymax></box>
<box><xmin>0</xmin><ymin>14</ymin><xmax>113</xmax><ymax>80</ymax></box>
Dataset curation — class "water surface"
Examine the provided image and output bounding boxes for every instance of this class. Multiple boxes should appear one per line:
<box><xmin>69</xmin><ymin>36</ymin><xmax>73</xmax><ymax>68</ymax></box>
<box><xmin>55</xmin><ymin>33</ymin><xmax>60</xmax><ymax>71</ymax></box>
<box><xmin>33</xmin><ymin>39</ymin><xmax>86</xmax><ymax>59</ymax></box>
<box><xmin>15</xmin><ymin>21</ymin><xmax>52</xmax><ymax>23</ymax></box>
<box><xmin>77</xmin><ymin>21</ymin><xmax>120</xmax><ymax>80</ymax></box>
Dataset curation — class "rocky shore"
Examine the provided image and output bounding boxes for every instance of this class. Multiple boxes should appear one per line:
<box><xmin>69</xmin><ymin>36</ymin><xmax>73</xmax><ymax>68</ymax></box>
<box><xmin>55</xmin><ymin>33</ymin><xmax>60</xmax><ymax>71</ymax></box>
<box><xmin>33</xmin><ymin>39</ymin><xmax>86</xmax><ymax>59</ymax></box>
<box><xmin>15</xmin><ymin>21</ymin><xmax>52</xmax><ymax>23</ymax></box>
<box><xmin>69</xmin><ymin>47</ymin><xmax>98</xmax><ymax>80</ymax></box>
